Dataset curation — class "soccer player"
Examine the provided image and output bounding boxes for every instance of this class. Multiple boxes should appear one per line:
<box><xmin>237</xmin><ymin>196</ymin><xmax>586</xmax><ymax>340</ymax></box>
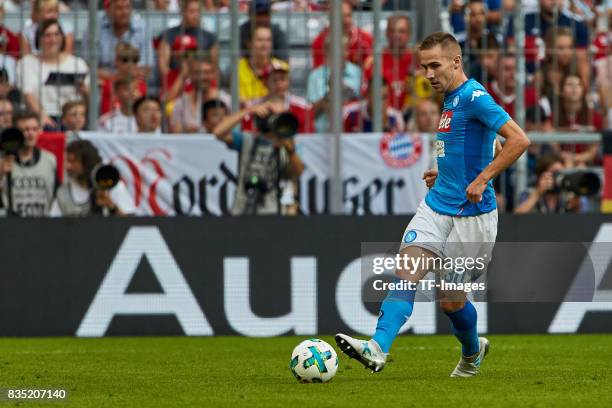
<box><xmin>335</xmin><ymin>32</ymin><xmax>530</xmax><ymax>377</ymax></box>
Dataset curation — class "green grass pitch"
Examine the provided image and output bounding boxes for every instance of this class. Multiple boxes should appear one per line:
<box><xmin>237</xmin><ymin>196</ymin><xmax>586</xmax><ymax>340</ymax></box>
<box><xmin>0</xmin><ymin>335</ymin><xmax>611</xmax><ymax>407</ymax></box>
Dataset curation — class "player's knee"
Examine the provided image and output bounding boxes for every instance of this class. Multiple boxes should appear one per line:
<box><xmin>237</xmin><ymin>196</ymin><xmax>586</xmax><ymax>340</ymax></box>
<box><xmin>439</xmin><ymin>301</ymin><xmax>465</xmax><ymax>314</ymax></box>
<box><xmin>395</xmin><ymin>246</ymin><xmax>432</xmax><ymax>281</ymax></box>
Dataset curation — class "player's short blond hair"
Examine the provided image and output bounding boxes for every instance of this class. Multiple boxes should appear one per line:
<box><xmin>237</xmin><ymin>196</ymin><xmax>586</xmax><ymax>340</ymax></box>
<box><xmin>419</xmin><ymin>32</ymin><xmax>462</xmax><ymax>57</ymax></box>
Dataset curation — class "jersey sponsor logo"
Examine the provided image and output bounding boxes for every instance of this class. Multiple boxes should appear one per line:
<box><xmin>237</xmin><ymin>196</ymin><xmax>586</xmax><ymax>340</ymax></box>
<box><xmin>438</xmin><ymin>111</ymin><xmax>453</xmax><ymax>132</ymax></box>
<box><xmin>379</xmin><ymin>132</ymin><xmax>423</xmax><ymax>168</ymax></box>
<box><xmin>471</xmin><ymin>90</ymin><xmax>486</xmax><ymax>101</ymax></box>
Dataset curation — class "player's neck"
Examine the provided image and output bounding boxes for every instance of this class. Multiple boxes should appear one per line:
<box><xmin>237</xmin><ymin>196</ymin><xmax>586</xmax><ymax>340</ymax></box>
<box><xmin>446</xmin><ymin>73</ymin><xmax>469</xmax><ymax>95</ymax></box>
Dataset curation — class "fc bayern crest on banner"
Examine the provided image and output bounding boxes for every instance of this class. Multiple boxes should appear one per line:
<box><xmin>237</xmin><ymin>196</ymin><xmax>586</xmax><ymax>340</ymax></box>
<box><xmin>379</xmin><ymin>132</ymin><xmax>423</xmax><ymax>168</ymax></box>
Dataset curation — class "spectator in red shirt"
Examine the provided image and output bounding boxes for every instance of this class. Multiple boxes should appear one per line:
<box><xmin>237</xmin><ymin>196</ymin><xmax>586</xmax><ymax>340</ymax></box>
<box><xmin>0</xmin><ymin>4</ymin><xmax>21</xmax><ymax>58</ymax></box>
<box><xmin>592</xmin><ymin>7</ymin><xmax>611</xmax><ymax>63</ymax></box>
<box><xmin>363</xmin><ymin>15</ymin><xmax>414</xmax><ymax>113</ymax></box>
<box><xmin>311</xmin><ymin>0</ymin><xmax>373</xmax><ymax>69</ymax></box>
<box><xmin>487</xmin><ymin>53</ymin><xmax>552</xmax><ymax>131</ymax></box>
<box><xmin>540</xmin><ymin>27</ymin><xmax>578</xmax><ymax>105</ymax></box>
<box><xmin>157</xmin><ymin>0</ymin><xmax>218</xmax><ymax>93</ymax></box>
<box><xmin>243</xmin><ymin>59</ymin><xmax>314</xmax><ymax>133</ymax></box>
<box><xmin>97</xmin><ymin>77</ymin><xmax>139</xmax><ymax>134</ymax></box>
<box><xmin>557</xmin><ymin>74</ymin><xmax>602</xmax><ymax>132</ymax></box>
<box><xmin>100</xmin><ymin>43</ymin><xmax>147</xmax><ymax>114</ymax></box>
<box><xmin>556</xmin><ymin>74</ymin><xmax>602</xmax><ymax>166</ymax></box>
<box><xmin>100</xmin><ymin>42</ymin><xmax>147</xmax><ymax>115</ymax></box>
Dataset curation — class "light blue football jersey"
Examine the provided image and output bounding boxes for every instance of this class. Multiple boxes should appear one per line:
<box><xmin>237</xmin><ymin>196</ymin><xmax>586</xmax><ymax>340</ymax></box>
<box><xmin>425</xmin><ymin>79</ymin><xmax>511</xmax><ymax>216</ymax></box>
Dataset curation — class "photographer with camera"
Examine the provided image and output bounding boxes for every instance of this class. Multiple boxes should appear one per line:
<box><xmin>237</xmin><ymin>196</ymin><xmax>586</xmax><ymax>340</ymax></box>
<box><xmin>514</xmin><ymin>153</ymin><xmax>600</xmax><ymax>214</ymax></box>
<box><xmin>212</xmin><ymin>98</ymin><xmax>304</xmax><ymax>215</ymax></box>
<box><xmin>0</xmin><ymin>111</ymin><xmax>57</xmax><ymax>217</ymax></box>
<box><xmin>50</xmin><ymin>140</ymin><xmax>135</xmax><ymax>217</ymax></box>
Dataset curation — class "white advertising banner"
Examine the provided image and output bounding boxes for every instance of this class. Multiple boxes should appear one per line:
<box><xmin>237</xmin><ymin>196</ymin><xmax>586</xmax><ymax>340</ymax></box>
<box><xmin>82</xmin><ymin>132</ymin><xmax>429</xmax><ymax>216</ymax></box>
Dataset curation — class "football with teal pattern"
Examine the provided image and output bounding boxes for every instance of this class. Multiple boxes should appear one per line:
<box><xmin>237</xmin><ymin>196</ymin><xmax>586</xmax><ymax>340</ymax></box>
<box><xmin>289</xmin><ymin>338</ymin><xmax>338</xmax><ymax>383</ymax></box>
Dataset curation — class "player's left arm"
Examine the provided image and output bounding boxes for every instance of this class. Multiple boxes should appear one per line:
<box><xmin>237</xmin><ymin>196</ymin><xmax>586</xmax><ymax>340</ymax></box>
<box><xmin>464</xmin><ymin>90</ymin><xmax>531</xmax><ymax>202</ymax></box>
<box><xmin>466</xmin><ymin>119</ymin><xmax>530</xmax><ymax>202</ymax></box>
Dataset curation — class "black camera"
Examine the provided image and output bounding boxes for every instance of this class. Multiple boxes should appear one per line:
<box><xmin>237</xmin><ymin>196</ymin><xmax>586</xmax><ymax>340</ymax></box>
<box><xmin>254</xmin><ymin>112</ymin><xmax>299</xmax><ymax>139</ymax></box>
<box><xmin>91</xmin><ymin>163</ymin><xmax>120</xmax><ymax>191</ymax></box>
<box><xmin>0</xmin><ymin>127</ymin><xmax>25</xmax><ymax>156</ymax></box>
<box><xmin>553</xmin><ymin>170</ymin><xmax>601</xmax><ymax>196</ymax></box>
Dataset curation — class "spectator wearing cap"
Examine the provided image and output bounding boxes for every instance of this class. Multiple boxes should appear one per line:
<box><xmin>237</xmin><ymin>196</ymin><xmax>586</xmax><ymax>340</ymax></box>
<box><xmin>97</xmin><ymin>77</ymin><xmax>139</xmax><ymax>134</ymax></box>
<box><xmin>16</xmin><ymin>19</ymin><xmax>89</xmax><ymax>130</ymax></box>
<box><xmin>239</xmin><ymin>0</ymin><xmax>289</xmax><ymax>62</ymax></box>
<box><xmin>20</xmin><ymin>0</ymin><xmax>74</xmax><ymax>55</ymax></box>
<box><xmin>168</xmin><ymin>55</ymin><xmax>231</xmax><ymax>133</ymax></box>
<box><xmin>242</xmin><ymin>60</ymin><xmax>314</xmax><ymax>133</ymax></box>
<box><xmin>161</xmin><ymin>35</ymin><xmax>199</xmax><ymax>99</ymax></box>
<box><xmin>134</xmin><ymin>96</ymin><xmax>163</xmax><ymax>133</ymax></box>
<box><xmin>100</xmin><ymin>42</ymin><xmax>147</xmax><ymax>115</ymax></box>
<box><xmin>311</xmin><ymin>0</ymin><xmax>373</xmax><ymax>69</ymax></box>
<box><xmin>158</xmin><ymin>0</ymin><xmax>218</xmax><ymax>92</ymax></box>
<box><xmin>343</xmin><ymin>78</ymin><xmax>405</xmax><ymax>133</ymax></box>
<box><xmin>306</xmin><ymin>35</ymin><xmax>361</xmax><ymax>133</ymax></box>
<box><xmin>238</xmin><ymin>25</ymin><xmax>284</xmax><ymax>103</ymax></box>
<box><xmin>82</xmin><ymin>0</ymin><xmax>154</xmax><ymax>81</ymax></box>
<box><xmin>363</xmin><ymin>15</ymin><xmax>414</xmax><ymax>114</ymax></box>
<box><xmin>0</xmin><ymin>4</ymin><xmax>20</xmax><ymax>58</ymax></box>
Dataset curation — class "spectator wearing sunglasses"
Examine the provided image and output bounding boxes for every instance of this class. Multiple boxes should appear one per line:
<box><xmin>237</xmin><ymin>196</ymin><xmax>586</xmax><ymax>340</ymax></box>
<box><xmin>100</xmin><ymin>42</ymin><xmax>147</xmax><ymax>115</ymax></box>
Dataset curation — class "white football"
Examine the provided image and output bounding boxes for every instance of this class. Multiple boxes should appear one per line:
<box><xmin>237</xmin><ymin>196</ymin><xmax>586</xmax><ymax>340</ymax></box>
<box><xmin>289</xmin><ymin>338</ymin><xmax>338</xmax><ymax>383</ymax></box>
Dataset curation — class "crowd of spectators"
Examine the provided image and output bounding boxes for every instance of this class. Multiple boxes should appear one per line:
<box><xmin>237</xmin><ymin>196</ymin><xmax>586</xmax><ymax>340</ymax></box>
<box><xmin>0</xmin><ymin>0</ymin><xmax>609</xmax><ymax>216</ymax></box>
